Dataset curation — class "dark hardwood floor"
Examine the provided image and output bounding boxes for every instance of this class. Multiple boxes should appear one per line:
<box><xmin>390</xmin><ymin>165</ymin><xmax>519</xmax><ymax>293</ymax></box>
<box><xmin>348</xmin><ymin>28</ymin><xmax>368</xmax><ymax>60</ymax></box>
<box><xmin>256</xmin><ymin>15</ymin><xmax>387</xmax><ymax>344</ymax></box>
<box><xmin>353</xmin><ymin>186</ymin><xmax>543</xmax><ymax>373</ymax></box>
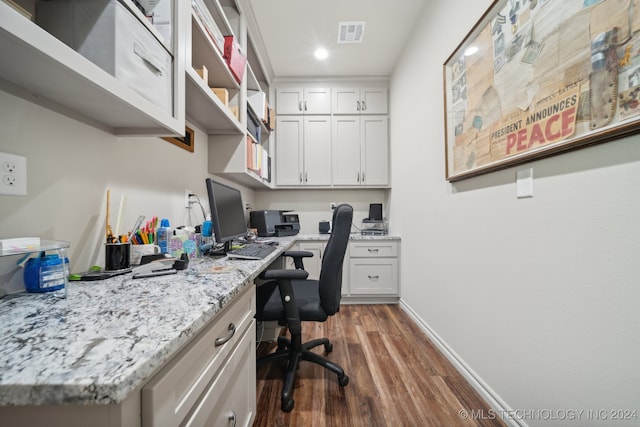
<box><xmin>254</xmin><ymin>304</ymin><xmax>506</xmax><ymax>426</ymax></box>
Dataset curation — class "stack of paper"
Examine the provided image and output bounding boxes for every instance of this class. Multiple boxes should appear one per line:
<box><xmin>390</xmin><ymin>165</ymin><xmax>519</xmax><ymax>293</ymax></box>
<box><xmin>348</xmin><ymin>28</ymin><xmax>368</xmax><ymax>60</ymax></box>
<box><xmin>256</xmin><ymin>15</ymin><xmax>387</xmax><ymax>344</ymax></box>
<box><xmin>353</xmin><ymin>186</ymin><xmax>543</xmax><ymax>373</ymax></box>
<box><xmin>0</xmin><ymin>237</ymin><xmax>41</xmax><ymax>251</ymax></box>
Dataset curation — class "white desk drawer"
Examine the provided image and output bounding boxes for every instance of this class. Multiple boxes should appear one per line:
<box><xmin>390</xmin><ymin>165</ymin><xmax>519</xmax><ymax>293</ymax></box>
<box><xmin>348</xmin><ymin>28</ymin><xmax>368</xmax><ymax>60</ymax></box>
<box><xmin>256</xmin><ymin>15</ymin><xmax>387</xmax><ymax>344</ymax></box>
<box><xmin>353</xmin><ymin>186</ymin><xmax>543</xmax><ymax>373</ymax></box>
<box><xmin>183</xmin><ymin>323</ymin><xmax>256</xmax><ymax>427</ymax></box>
<box><xmin>349</xmin><ymin>258</ymin><xmax>398</xmax><ymax>295</ymax></box>
<box><xmin>142</xmin><ymin>286</ymin><xmax>255</xmax><ymax>427</ymax></box>
<box><xmin>349</xmin><ymin>241</ymin><xmax>398</xmax><ymax>258</ymax></box>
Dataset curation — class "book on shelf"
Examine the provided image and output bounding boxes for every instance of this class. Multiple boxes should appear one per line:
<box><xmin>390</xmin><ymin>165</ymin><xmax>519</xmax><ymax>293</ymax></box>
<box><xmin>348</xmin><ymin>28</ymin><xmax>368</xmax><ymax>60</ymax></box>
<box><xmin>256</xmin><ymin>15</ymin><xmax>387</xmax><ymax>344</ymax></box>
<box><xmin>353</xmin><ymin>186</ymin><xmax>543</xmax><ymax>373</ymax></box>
<box><xmin>0</xmin><ymin>237</ymin><xmax>41</xmax><ymax>251</ymax></box>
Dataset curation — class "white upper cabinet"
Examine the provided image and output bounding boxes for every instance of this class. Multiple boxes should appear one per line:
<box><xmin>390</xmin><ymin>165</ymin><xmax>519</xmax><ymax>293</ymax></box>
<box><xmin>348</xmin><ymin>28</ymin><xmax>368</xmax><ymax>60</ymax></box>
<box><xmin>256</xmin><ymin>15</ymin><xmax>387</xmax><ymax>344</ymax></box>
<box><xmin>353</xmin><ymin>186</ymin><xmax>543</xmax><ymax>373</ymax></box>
<box><xmin>332</xmin><ymin>87</ymin><xmax>388</xmax><ymax>115</ymax></box>
<box><xmin>276</xmin><ymin>115</ymin><xmax>332</xmax><ymax>186</ymax></box>
<box><xmin>0</xmin><ymin>0</ymin><xmax>186</xmax><ymax>136</ymax></box>
<box><xmin>276</xmin><ymin>87</ymin><xmax>331</xmax><ymax>115</ymax></box>
<box><xmin>332</xmin><ymin>115</ymin><xmax>389</xmax><ymax>187</ymax></box>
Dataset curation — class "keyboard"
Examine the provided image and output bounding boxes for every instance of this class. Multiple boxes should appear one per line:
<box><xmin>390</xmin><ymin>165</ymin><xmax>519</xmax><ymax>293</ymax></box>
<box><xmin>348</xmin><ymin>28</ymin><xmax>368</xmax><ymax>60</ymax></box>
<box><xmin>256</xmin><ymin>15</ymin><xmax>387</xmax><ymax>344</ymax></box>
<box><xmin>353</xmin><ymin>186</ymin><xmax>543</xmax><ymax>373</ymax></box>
<box><xmin>226</xmin><ymin>243</ymin><xmax>278</xmax><ymax>260</ymax></box>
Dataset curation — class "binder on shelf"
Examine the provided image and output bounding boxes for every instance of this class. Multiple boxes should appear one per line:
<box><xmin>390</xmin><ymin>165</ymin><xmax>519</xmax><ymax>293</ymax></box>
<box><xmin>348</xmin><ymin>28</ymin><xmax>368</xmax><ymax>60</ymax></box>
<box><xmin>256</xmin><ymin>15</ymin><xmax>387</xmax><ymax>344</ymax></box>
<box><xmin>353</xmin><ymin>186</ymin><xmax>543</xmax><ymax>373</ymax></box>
<box><xmin>246</xmin><ymin>107</ymin><xmax>261</xmax><ymax>143</ymax></box>
<box><xmin>246</xmin><ymin>136</ymin><xmax>253</xmax><ymax>170</ymax></box>
<box><xmin>223</xmin><ymin>36</ymin><xmax>246</xmax><ymax>84</ymax></box>
<box><xmin>247</xmin><ymin>90</ymin><xmax>267</xmax><ymax>122</ymax></box>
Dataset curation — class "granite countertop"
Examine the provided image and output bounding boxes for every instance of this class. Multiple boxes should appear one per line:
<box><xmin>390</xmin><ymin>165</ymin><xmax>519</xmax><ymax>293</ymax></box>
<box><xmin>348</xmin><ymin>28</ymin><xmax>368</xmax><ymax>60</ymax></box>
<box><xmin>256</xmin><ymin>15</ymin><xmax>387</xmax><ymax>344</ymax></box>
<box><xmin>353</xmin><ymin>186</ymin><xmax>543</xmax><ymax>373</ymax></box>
<box><xmin>0</xmin><ymin>233</ymin><xmax>399</xmax><ymax>407</ymax></box>
<box><xmin>0</xmin><ymin>236</ymin><xmax>297</xmax><ymax>407</ymax></box>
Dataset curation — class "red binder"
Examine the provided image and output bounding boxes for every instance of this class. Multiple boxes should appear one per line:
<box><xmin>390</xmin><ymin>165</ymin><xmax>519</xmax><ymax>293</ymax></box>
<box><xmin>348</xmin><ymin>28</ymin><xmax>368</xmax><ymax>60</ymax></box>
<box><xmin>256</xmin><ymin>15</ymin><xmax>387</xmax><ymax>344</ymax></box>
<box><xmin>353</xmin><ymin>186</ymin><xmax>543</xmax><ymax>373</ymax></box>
<box><xmin>223</xmin><ymin>36</ymin><xmax>246</xmax><ymax>84</ymax></box>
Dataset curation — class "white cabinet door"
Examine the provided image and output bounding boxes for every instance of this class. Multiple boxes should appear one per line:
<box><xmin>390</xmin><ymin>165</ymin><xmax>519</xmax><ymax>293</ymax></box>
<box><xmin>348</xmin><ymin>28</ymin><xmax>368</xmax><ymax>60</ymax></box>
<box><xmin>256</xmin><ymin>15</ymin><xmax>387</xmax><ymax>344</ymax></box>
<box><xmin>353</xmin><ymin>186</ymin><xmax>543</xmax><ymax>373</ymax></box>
<box><xmin>276</xmin><ymin>116</ymin><xmax>303</xmax><ymax>185</ymax></box>
<box><xmin>276</xmin><ymin>88</ymin><xmax>331</xmax><ymax>114</ymax></box>
<box><xmin>276</xmin><ymin>116</ymin><xmax>331</xmax><ymax>186</ymax></box>
<box><xmin>332</xmin><ymin>88</ymin><xmax>360</xmax><ymax>114</ymax></box>
<box><xmin>332</xmin><ymin>87</ymin><xmax>387</xmax><ymax>114</ymax></box>
<box><xmin>332</xmin><ymin>116</ymin><xmax>389</xmax><ymax>186</ymax></box>
<box><xmin>303</xmin><ymin>88</ymin><xmax>331</xmax><ymax>114</ymax></box>
<box><xmin>332</xmin><ymin>116</ymin><xmax>361</xmax><ymax>185</ymax></box>
<box><xmin>296</xmin><ymin>241</ymin><xmax>325</xmax><ymax>280</ymax></box>
<box><xmin>361</xmin><ymin>116</ymin><xmax>389</xmax><ymax>186</ymax></box>
<box><xmin>276</xmin><ymin>88</ymin><xmax>304</xmax><ymax>114</ymax></box>
<box><xmin>361</xmin><ymin>88</ymin><xmax>388</xmax><ymax>114</ymax></box>
<box><xmin>303</xmin><ymin>116</ymin><xmax>332</xmax><ymax>185</ymax></box>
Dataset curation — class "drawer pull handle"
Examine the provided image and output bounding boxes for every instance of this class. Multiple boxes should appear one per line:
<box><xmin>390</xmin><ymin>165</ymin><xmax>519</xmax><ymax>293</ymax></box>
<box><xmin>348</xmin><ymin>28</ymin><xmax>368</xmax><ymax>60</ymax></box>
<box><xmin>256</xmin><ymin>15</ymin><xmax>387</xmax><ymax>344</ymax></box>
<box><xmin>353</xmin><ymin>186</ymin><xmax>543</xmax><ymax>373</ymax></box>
<box><xmin>215</xmin><ymin>323</ymin><xmax>236</xmax><ymax>347</ymax></box>
<box><xmin>368</xmin><ymin>275</ymin><xmax>380</xmax><ymax>280</ymax></box>
<box><xmin>367</xmin><ymin>248</ymin><xmax>379</xmax><ymax>253</ymax></box>
<box><xmin>228</xmin><ymin>411</ymin><xmax>237</xmax><ymax>427</ymax></box>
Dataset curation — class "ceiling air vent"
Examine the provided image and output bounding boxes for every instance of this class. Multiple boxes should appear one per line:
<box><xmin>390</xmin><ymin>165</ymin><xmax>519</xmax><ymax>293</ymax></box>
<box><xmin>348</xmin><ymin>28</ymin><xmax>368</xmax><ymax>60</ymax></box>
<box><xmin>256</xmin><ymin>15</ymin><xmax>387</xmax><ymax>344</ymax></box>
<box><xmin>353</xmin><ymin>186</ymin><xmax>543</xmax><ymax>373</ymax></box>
<box><xmin>337</xmin><ymin>21</ymin><xmax>366</xmax><ymax>43</ymax></box>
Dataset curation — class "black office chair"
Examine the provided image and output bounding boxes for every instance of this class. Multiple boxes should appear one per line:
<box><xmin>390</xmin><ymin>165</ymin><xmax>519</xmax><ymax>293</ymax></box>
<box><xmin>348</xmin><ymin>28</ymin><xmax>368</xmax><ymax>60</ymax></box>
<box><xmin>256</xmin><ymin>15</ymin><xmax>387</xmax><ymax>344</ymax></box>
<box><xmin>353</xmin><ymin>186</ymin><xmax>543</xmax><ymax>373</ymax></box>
<box><xmin>255</xmin><ymin>203</ymin><xmax>353</xmax><ymax>411</ymax></box>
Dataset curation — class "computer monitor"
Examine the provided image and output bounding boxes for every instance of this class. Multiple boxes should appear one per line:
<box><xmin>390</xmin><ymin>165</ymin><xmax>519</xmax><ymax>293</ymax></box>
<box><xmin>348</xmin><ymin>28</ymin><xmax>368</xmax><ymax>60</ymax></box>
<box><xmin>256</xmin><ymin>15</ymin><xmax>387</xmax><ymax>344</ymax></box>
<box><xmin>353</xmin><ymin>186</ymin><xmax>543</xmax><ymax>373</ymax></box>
<box><xmin>205</xmin><ymin>178</ymin><xmax>247</xmax><ymax>252</ymax></box>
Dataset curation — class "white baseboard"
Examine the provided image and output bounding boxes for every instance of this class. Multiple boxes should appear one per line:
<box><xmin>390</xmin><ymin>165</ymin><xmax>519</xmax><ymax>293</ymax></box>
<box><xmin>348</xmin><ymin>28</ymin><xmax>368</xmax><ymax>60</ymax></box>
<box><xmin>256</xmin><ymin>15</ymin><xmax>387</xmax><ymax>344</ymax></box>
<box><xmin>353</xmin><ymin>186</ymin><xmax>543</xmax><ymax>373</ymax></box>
<box><xmin>398</xmin><ymin>299</ymin><xmax>525</xmax><ymax>427</ymax></box>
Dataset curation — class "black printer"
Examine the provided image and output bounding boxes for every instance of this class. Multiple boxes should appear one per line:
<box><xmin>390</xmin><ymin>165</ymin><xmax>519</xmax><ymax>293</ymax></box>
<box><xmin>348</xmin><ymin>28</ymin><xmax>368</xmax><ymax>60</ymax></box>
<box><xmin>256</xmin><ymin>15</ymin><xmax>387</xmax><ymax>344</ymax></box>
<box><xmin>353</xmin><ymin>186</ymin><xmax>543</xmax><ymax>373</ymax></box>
<box><xmin>249</xmin><ymin>210</ymin><xmax>300</xmax><ymax>237</ymax></box>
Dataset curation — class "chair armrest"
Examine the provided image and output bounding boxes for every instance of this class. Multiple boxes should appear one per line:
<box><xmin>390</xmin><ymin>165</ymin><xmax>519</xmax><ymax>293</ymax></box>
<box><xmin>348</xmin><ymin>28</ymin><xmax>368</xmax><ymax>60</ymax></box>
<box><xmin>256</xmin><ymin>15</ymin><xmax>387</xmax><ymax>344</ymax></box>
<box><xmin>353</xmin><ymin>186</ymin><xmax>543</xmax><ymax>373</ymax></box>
<box><xmin>283</xmin><ymin>250</ymin><xmax>314</xmax><ymax>258</ymax></box>
<box><xmin>259</xmin><ymin>268</ymin><xmax>309</xmax><ymax>281</ymax></box>
<box><xmin>282</xmin><ymin>250</ymin><xmax>314</xmax><ymax>270</ymax></box>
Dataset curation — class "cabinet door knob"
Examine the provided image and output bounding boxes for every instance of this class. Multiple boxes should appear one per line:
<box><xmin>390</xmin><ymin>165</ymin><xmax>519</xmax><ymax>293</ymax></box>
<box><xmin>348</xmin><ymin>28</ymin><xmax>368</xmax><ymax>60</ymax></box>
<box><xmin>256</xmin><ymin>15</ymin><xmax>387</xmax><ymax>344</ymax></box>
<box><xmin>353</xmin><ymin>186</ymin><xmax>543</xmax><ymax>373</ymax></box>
<box><xmin>368</xmin><ymin>248</ymin><xmax>379</xmax><ymax>253</ymax></box>
<box><xmin>298</xmin><ymin>101</ymin><xmax>302</xmax><ymax>111</ymax></box>
<box><xmin>228</xmin><ymin>411</ymin><xmax>237</xmax><ymax>427</ymax></box>
<box><xmin>304</xmin><ymin>101</ymin><xmax>308</xmax><ymax>111</ymax></box>
<box><xmin>357</xmin><ymin>172</ymin><xmax>360</xmax><ymax>182</ymax></box>
<box><xmin>215</xmin><ymin>323</ymin><xmax>236</xmax><ymax>346</ymax></box>
<box><xmin>362</xmin><ymin>172</ymin><xmax>365</xmax><ymax>183</ymax></box>
<box><xmin>357</xmin><ymin>100</ymin><xmax>361</xmax><ymax>111</ymax></box>
<box><xmin>361</xmin><ymin>100</ymin><xmax>367</xmax><ymax>111</ymax></box>
<box><xmin>368</xmin><ymin>275</ymin><xmax>380</xmax><ymax>280</ymax></box>
<box><xmin>305</xmin><ymin>172</ymin><xmax>308</xmax><ymax>182</ymax></box>
<box><xmin>299</xmin><ymin>173</ymin><xmax>303</xmax><ymax>183</ymax></box>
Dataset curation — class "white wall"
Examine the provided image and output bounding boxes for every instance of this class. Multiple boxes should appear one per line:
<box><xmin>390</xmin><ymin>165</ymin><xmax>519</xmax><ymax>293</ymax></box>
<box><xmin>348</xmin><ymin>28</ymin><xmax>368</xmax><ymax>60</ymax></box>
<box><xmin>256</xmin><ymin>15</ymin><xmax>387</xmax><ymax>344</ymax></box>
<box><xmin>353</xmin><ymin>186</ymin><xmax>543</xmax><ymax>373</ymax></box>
<box><xmin>0</xmin><ymin>90</ymin><xmax>256</xmax><ymax>292</ymax></box>
<box><xmin>253</xmin><ymin>188</ymin><xmax>388</xmax><ymax>234</ymax></box>
<box><xmin>390</xmin><ymin>1</ymin><xmax>640</xmax><ymax>425</ymax></box>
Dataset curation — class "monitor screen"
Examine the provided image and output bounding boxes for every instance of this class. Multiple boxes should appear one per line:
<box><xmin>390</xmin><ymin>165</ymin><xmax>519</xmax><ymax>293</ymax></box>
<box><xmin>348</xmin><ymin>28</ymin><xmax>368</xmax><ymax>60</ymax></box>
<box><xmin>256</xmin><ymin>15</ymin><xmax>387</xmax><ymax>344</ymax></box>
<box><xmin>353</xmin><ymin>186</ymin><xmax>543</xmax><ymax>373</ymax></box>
<box><xmin>205</xmin><ymin>178</ymin><xmax>247</xmax><ymax>246</ymax></box>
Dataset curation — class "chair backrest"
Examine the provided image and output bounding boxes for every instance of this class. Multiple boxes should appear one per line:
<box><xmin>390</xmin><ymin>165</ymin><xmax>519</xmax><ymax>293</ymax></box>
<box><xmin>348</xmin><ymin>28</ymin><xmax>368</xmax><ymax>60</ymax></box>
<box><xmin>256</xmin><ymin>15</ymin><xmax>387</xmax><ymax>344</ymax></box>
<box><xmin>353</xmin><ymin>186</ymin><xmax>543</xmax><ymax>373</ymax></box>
<box><xmin>318</xmin><ymin>203</ymin><xmax>353</xmax><ymax>315</ymax></box>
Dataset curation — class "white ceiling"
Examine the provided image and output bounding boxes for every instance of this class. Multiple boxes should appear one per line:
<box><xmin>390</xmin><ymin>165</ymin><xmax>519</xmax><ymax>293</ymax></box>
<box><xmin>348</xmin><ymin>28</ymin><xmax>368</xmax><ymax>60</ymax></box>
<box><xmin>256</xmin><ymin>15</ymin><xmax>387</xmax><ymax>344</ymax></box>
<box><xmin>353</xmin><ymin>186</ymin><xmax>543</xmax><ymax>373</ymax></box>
<box><xmin>245</xmin><ymin>0</ymin><xmax>427</xmax><ymax>79</ymax></box>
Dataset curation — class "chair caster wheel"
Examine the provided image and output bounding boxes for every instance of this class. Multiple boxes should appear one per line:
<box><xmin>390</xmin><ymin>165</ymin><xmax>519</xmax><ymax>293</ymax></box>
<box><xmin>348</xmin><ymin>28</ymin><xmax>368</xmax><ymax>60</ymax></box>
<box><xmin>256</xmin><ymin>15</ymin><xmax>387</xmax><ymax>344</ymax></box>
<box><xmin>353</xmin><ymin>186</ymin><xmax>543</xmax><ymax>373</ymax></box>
<box><xmin>282</xmin><ymin>398</ymin><xmax>294</xmax><ymax>412</ymax></box>
<box><xmin>338</xmin><ymin>374</ymin><xmax>349</xmax><ymax>387</ymax></box>
<box><xmin>324</xmin><ymin>342</ymin><xmax>333</xmax><ymax>353</ymax></box>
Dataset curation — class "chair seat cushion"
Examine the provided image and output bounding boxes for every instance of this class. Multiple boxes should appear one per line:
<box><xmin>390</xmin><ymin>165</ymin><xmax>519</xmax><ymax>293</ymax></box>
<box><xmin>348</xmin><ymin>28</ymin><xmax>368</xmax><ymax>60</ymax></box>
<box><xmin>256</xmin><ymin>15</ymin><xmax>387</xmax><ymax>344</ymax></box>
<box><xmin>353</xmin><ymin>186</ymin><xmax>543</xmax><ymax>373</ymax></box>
<box><xmin>256</xmin><ymin>279</ymin><xmax>329</xmax><ymax>323</ymax></box>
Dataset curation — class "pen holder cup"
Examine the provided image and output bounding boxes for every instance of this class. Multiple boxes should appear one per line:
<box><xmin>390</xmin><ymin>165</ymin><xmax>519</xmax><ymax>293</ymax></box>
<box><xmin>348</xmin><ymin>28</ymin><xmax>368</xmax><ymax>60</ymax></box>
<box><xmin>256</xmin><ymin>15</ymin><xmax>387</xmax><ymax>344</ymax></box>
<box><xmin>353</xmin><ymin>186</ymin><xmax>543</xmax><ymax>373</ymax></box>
<box><xmin>130</xmin><ymin>244</ymin><xmax>161</xmax><ymax>265</ymax></box>
<box><xmin>105</xmin><ymin>243</ymin><xmax>131</xmax><ymax>271</ymax></box>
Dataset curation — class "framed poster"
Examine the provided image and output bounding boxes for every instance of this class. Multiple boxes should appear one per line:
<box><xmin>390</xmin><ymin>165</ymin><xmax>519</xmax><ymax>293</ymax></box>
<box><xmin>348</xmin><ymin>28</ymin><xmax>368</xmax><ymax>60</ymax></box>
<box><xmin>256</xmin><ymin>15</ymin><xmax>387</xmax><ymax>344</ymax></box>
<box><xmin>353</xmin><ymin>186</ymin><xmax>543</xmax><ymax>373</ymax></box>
<box><xmin>444</xmin><ymin>0</ymin><xmax>640</xmax><ymax>181</ymax></box>
<box><xmin>163</xmin><ymin>126</ymin><xmax>195</xmax><ymax>152</ymax></box>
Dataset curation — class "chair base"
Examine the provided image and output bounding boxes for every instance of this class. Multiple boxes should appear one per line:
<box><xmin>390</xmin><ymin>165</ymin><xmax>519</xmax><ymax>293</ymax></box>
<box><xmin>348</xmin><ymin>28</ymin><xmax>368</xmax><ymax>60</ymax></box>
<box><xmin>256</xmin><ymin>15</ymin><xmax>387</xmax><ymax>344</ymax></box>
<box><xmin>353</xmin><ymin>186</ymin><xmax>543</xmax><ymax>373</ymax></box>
<box><xmin>257</xmin><ymin>335</ymin><xmax>349</xmax><ymax>412</ymax></box>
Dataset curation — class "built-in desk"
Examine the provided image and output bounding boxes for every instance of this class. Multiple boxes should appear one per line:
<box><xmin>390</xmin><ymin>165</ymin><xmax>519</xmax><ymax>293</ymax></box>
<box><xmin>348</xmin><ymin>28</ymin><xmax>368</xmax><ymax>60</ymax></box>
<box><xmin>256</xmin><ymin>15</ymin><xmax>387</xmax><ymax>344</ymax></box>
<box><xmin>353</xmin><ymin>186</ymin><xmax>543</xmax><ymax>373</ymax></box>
<box><xmin>0</xmin><ymin>236</ymin><xmax>296</xmax><ymax>427</ymax></box>
<box><xmin>0</xmin><ymin>233</ymin><xmax>400</xmax><ymax>425</ymax></box>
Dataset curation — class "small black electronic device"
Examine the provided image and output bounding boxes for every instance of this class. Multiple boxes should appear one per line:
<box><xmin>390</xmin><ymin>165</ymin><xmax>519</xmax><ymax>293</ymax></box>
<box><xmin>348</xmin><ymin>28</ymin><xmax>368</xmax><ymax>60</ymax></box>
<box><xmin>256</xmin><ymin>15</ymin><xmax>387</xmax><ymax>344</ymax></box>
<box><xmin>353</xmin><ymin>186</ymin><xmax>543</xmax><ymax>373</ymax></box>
<box><xmin>368</xmin><ymin>203</ymin><xmax>383</xmax><ymax>221</ymax></box>
<box><xmin>319</xmin><ymin>221</ymin><xmax>330</xmax><ymax>234</ymax></box>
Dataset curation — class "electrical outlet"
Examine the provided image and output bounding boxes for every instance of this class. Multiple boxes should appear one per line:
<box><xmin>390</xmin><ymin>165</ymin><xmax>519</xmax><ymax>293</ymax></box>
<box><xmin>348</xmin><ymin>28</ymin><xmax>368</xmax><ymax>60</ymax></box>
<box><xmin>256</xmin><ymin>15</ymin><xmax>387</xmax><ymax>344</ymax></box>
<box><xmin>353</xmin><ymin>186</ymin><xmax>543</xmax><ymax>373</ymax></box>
<box><xmin>0</xmin><ymin>152</ymin><xmax>27</xmax><ymax>196</ymax></box>
<box><xmin>2</xmin><ymin>161</ymin><xmax>16</xmax><ymax>173</ymax></box>
<box><xmin>184</xmin><ymin>189</ymin><xmax>192</xmax><ymax>208</ymax></box>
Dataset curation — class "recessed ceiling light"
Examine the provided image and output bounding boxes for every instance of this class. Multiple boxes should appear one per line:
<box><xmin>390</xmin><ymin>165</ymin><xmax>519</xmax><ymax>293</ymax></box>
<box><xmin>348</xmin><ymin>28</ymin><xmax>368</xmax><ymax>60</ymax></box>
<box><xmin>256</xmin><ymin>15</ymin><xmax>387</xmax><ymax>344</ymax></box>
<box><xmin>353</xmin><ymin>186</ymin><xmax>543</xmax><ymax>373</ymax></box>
<box><xmin>314</xmin><ymin>47</ymin><xmax>329</xmax><ymax>60</ymax></box>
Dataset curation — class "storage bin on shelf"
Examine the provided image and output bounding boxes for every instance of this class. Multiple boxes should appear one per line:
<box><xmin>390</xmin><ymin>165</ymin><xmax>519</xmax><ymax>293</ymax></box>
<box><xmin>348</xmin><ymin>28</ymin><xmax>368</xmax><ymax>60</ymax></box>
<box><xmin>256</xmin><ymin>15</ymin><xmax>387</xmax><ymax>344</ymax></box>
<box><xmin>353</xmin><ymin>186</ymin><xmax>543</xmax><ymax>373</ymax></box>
<box><xmin>36</xmin><ymin>0</ymin><xmax>173</xmax><ymax>113</ymax></box>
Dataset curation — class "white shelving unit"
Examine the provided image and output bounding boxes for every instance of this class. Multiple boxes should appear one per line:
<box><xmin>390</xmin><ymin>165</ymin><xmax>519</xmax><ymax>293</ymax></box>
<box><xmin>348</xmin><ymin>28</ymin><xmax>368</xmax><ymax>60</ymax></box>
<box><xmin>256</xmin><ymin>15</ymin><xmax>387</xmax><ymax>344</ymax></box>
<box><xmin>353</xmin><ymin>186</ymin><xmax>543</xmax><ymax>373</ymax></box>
<box><xmin>191</xmin><ymin>0</ymin><xmax>273</xmax><ymax>188</ymax></box>
<box><xmin>0</xmin><ymin>0</ymin><xmax>186</xmax><ymax>136</ymax></box>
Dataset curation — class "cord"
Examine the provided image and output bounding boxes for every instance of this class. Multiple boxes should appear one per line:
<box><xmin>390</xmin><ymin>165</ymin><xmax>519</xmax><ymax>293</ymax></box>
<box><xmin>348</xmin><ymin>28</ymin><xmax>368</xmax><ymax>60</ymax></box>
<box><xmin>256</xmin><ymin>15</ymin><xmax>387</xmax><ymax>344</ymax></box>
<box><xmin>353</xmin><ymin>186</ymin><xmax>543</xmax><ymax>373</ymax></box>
<box><xmin>188</xmin><ymin>194</ymin><xmax>207</xmax><ymax>222</ymax></box>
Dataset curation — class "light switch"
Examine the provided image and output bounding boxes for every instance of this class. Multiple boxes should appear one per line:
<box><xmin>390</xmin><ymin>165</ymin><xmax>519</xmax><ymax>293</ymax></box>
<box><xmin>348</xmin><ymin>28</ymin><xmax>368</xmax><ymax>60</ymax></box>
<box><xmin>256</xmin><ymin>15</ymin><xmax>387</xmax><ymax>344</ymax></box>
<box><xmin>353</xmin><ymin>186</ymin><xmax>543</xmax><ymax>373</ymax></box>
<box><xmin>516</xmin><ymin>168</ymin><xmax>533</xmax><ymax>198</ymax></box>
